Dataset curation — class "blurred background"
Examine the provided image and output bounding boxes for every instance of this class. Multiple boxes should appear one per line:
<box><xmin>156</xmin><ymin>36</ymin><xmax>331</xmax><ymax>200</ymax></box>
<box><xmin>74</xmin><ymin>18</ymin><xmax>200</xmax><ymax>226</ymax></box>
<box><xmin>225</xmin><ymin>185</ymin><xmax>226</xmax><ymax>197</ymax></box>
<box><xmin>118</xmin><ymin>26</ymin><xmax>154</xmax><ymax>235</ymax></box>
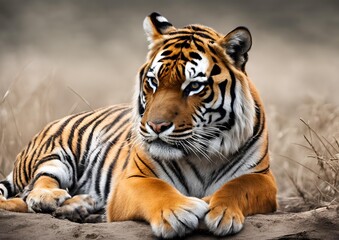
<box><xmin>0</xmin><ymin>0</ymin><xmax>338</xmax><ymax>206</ymax></box>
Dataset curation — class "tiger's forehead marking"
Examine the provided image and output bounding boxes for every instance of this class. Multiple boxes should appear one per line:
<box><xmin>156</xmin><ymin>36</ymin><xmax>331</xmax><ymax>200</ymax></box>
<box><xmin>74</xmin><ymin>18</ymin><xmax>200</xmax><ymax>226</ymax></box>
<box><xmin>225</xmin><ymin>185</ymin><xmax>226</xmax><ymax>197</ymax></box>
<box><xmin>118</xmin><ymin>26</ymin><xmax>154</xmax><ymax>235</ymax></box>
<box><xmin>147</xmin><ymin>51</ymin><xmax>166</xmax><ymax>78</ymax></box>
<box><xmin>182</xmin><ymin>54</ymin><xmax>209</xmax><ymax>90</ymax></box>
<box><xmin>147</xmin><ymin>49</ymin><xmax>210</xmax><ymax>89</ymax></box>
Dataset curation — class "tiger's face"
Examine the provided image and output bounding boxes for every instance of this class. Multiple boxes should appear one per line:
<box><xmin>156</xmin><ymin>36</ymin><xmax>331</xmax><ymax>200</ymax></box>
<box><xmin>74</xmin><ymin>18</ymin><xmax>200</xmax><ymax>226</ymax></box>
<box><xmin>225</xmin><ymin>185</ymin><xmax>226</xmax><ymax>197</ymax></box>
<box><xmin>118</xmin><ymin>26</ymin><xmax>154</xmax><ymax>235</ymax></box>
<box><xmin>135</xmin><ymin>13</ymin><xmax>256</xmax><ymax>161</ymax></box>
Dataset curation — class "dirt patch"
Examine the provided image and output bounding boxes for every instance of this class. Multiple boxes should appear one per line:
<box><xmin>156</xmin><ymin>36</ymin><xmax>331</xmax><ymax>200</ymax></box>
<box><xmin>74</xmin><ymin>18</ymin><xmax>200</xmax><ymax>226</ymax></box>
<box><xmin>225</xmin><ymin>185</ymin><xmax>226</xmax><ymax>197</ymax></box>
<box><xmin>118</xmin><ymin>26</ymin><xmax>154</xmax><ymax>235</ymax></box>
<box><xmin>0</xmin><ymin>203</ymin><xmax>337</xmax><ymax>240</ymax></box>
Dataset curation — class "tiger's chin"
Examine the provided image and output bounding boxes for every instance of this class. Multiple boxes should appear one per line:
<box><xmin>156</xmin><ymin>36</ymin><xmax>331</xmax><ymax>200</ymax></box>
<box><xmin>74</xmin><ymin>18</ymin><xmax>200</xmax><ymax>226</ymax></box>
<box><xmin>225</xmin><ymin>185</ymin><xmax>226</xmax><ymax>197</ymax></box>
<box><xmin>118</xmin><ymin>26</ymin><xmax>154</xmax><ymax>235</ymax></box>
<box><xmin>147</xmin><ymin>140</ymin><xmax>185</xmax><ymax>161</ymax></box>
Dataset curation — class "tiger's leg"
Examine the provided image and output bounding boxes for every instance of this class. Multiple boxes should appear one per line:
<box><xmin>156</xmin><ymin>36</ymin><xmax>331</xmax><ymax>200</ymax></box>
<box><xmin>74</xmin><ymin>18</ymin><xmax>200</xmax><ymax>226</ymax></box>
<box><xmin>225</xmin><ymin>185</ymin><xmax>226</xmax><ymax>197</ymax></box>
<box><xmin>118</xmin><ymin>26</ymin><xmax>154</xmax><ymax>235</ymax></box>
<box><xmin>53</xmin><ymin>194</ymin><xmax>103</xmax><ymax>223</ymax></box>
<box><xmin>24</xmin><ymin>155</ymin><xmax>74</xmax><ymax>213</ymax></box>
<box><xmin>26</xmin><ymin>175</ymin><xmax>71</xmax><ymax>213</ymax></box>
<box><xmin>204</xmin><ymin>171</ymin><xmax>277</xmax><ymax>236</ymax></box>
<box><xmin>107</xmin><ymin>177</ymin><xmax>209</xmax><ymax>239</ymax></box>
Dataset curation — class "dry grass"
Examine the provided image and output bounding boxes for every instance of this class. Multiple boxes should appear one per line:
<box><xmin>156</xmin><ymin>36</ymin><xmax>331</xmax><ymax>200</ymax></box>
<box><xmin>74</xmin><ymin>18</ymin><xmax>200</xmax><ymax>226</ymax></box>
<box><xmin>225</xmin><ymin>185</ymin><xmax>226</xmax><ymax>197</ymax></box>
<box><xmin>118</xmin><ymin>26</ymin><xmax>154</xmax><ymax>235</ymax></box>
<box><xmin>269</xmin><ymin>100</ymin><xmax>339</xmax><ymax>210</ymax></box>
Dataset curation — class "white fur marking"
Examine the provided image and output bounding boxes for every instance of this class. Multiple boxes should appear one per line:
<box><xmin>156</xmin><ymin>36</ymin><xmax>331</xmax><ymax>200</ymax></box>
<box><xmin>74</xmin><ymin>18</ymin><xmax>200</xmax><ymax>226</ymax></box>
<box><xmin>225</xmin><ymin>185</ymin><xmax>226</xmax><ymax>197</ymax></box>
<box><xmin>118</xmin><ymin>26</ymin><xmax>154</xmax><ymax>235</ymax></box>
<box><xmin>156</xmin><ymin>16</ymin><xmax>169</xmax><ymax>23</ymax></box>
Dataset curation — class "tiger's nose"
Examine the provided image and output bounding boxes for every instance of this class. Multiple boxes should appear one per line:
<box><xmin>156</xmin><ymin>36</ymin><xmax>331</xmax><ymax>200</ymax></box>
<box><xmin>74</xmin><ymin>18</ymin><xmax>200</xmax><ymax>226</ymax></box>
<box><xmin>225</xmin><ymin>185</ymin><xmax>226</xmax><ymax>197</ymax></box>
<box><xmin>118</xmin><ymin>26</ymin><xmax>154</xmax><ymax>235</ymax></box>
<box><xmin>148</xmin><ymin>121</ymin><xmax>173</xmax><ymax>134</ymax></box>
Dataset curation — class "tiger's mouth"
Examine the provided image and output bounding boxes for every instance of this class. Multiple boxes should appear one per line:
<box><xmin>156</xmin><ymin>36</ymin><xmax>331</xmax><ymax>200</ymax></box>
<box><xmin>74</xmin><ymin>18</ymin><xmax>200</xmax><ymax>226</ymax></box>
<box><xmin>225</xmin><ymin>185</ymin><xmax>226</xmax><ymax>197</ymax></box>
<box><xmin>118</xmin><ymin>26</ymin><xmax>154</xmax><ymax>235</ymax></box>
<box><xmin>146</xmin><ymin>138</ymin><xmax>185</xmax><ymax>161</ymax></box>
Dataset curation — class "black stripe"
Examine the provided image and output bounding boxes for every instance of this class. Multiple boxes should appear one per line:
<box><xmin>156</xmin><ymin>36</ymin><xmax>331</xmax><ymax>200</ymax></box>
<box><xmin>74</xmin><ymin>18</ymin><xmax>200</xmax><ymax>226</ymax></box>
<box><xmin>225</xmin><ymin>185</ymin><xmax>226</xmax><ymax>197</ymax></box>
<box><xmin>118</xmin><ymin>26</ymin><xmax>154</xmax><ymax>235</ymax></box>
<box><xmin>0</xmin><ymin>180</ymin><xmax>13</xmax><ymax>197</ymax></box>
<box><xmin>39</xmin><ymin>120</ymin><xmax>59</xmax><ymax>139</ymax></box>
<box><xmin>229</xmin><ymin>146</ymin><xmax>257</xmax><ymax>177</ymax></box>
<box><xmin>167</xmin><ymin>161</ymin><xmax>189</xmax><ymax>194</ymax></box>
<box><xmin>186</xmin><ymin>159</ymin><xmax>204</xmax><ymax>185</ymax></box>
<box><xmin>56</xmin><ymin>111</ymin><xmax>91</xmax><ymax>140</ymax></box>
<box><xmin>59</xmin><ymin>144</ymin><xmax>77</xmax><ymax>189</ymax></box>
<box><xmin>213</xmin><ymin>101</ymin><xmax>264</xmax><ymax>183</ymax></box>
<box><xmin>253</xmin><ymin>165</ymin><xmax>270</xmax><ymax>174</ymax></box>
<box><xmin>153</xmin><ymin>159</ymin><xmax>176</xmax><ymax>185</ymax></box>
<box><xmin>202</xmin><ymin>80</ymin><xmax>215</xmax><ymax>104</ymax></box>
<box><xmin>193</xmin><ymin>111</ymin><xmax>205</xmax><ymax>123</ymax></box>
<box><xmin>33</xmin><ymin>154</ymin><xmax>61</xmax><ymax>173</ymax></box>
<box><xmin>67</xmin><ymin>111</ymin><xmax>98</xmax><ymax>157</ymax></box>
<box><xmin>248</xmin><ymin>141</ymin><xmax>269</xmax><ymax>170</ymax></box>
<box><xmin>189</xmin><ymin>52</ymin><xmax>202</xmax><ymax>60</ymax></box>
<box><xmin>134</xmin><ymin>159</ymin><xmax>146</xmax><ymax>176</ymax></box>
<box><xmin>194</xmin><ymin>32</ymin><xmax>214</xmax><ymax>40</ymax></box>
<box><xmin>138</xmin><ymin>94</ymin><xmax>145</xmax><ymax>116</ymax></box>
<box><xmin>193</xmin><ymin>40</ymin><xmax>206</xmax><ymax>53</ymax></box>
<box><xmin>224</xmin><ymin>71</ymin><xmax>237</xmax><ymax>129</ymax></box>
<box><xmin>213</xmin><ymin>79</ymin><xmax>228</xmax><ymax>123</ymax></box>
<box><xmin>139</xmin><ymin>125</ymin><xmax>148</xmax><ymax>135</ymax></box>
<box><xmin>34</xmin><ymin>135</ymin><xmax>56</xmax><ymax>164</ymax></box>
<box><xmin>80</xmin><ymin>108</ymin><xmax>117</xmax><ymax>169</ymax></box>
<box><xmin>212</xmin><ymin>74</ymin><xmax>235</xmax><ymax>130</ymax></box>
<box><xmin>14</xmin><ymin>164</ymin><xmax>22</xmax><ymax>191</ymax></box>
<box><xmin>127</xmin><ymin>175</ymin><xmax>146</xmax><ymax>179</ymax></box>
<box><xmin>161</xmin><ymin>50</ymin><xmax>173</xmax><ymax>56</ymax></box>
<box><xmin>122</xmin><ymin>132</ymin><xmax>132</xmax><ymax>170</ymax></box>
<box><xmin>21</xmin><ymin>138</ymin><xmax>34</xmax><ymax>157</ymax></box>
<box><xmin>21</xmin><ymin>155</ymin><xmax>30</xmax><ymax>188</ymax></box>
<box><xmin>31</xmin><ymin>172</ymin><xmax>61</xmax><ymax>189</ymax></box>
<box><xmin>73</xmin><ymin>149</ymin><xmax>101</xmax><ymax>194</ymax></box>
<box><xmin>22</xmin><ymin>116</ymin><xmax>59</xmax><ymax>156</ymax></box>
<box><xmin>76</xmin><ymin>108</ymin><xmax>114</xmax><ymax>160</ymax></box>
<box><xmin>104</xmin><ymin>144</ymin><xmax>123</xmax><ymax>200</ymax></box>
<box><xmin>208</xmin><ymin>44</ymin><xmax>217</xmax><ymax>55</ymax></box>
<box><xmin>94</xmin><ymin>140</ymin><xmax>116</xmax><ymax>197</ymax></box>
<box><xmin>210</xmin><ymin>64</ymin><xmax>221</xmax><ymax>76</ymax></box>
<box><xmin>168</xmin><ymin>30</ymin><xmax>191</xmax><ymax>36</ymax></box>
<box><xmin>170</xmin><ymin>132</ymin><xmax>192</xmax><ymax>139</ymax></box>
<box><xmin>149</xmin><ymin>12</ymin><xmax>173</xmax><ymax>34</ymax></box>
<box><xmin>136</xmin><ymin>153</ymin><xmax>158</xmax><ymax>178</ymax></box>
<box><xmin>187</xmin><ymin>25</ymin><xmax>212</xmax><ymax>35</ymax></box>
<box><xmin>27</xmin><ymin>142</ymin><xmax>45</xmax><ymax>179</ymax></box>
<box><xmin>26</xmin><ymin>137</ymin><xmax>49</xmax><ymax>180</ymax></box>
<box><xmin>157</xmin><ymin>64</ymin><xmax>166</xmax><ymax>79</ymax></box>
<box><xmin>94</xmin><ymin>121</ymin><xmax>129</xmax><ymax>197</ymax></box>
<box><xmin>173</xmin><ymin>127</ymin><xmax>193</xmax><ymax>133</ymax></box>
<box><xmin>101</xmin><ymin>108</ymin><xmax>131</xmax><ymax>140</ymax></box>
<box><xmin>27</xmin><ymin>118</ymin><xmax>66</xmax><ymax>163</ymax></box>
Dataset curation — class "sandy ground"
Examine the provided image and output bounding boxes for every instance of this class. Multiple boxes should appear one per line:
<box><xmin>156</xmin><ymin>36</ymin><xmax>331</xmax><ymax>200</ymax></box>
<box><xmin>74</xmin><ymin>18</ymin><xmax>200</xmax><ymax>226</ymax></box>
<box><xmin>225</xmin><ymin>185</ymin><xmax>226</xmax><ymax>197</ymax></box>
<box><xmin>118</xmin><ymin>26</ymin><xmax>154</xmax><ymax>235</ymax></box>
<box><xmin>0</xmin><ymin>202</ymin><xmax>338</xmax><ymax>240</ymax></box>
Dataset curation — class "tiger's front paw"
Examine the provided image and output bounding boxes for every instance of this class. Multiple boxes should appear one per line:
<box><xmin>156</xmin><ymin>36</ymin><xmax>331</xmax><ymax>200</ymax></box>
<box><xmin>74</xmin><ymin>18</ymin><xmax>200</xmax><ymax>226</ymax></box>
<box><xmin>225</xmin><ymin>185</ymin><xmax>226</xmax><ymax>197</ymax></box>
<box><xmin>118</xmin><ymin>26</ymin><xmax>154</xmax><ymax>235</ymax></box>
<box><xmin>150</xmin><ymin>197</ymin><xmax>208</xmax><ymax>239</ymax></box>
<box><xmin>205</xmin><ymin>200</ymin><xmax>245</xmax><ymax>236</ymax></box>
<box><xmin>53</xmin><ymin>194</ymin><xmax>96</xmax><ymax>222</ymax></box>
<box><xmin>26</xmin><ymin>188</ymin><xmax>70</xmax><ymax>213</ymax></box>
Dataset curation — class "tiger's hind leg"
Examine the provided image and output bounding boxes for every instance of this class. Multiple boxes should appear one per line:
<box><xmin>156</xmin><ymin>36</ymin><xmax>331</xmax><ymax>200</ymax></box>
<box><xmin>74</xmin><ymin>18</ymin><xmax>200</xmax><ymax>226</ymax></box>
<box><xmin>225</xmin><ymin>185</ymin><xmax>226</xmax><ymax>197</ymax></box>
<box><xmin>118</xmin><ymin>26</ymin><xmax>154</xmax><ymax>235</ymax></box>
<box><xmin>53</xmin><ymin>194</ymin><xmax>104</xmax><ymax>223</ymax></box>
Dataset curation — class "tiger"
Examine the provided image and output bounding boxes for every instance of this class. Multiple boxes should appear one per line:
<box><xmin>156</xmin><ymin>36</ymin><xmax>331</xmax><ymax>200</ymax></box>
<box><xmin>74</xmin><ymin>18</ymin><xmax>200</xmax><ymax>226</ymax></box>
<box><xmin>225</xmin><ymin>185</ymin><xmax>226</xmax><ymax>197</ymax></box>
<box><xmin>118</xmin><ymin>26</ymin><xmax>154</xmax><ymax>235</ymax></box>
<box><xmin>0</xmin><ymin>12</ymin><xmax>277</xmax><ymax>238</ymax></box>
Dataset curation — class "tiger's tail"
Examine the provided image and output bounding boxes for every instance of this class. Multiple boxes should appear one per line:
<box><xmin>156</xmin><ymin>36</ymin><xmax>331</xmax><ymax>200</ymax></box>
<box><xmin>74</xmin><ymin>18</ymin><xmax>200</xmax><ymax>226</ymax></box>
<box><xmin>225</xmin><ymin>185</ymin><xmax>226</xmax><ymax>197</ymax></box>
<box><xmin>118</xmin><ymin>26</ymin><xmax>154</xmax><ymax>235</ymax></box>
<box><xmin>0</xmin><ymin>171</ymin><xmax>28</xmax><ymax>213</ymax></box>
<box><xmin>0</xmin><ymin>171</ymin><xmax>16</xmax><ymax>198</ymax></box>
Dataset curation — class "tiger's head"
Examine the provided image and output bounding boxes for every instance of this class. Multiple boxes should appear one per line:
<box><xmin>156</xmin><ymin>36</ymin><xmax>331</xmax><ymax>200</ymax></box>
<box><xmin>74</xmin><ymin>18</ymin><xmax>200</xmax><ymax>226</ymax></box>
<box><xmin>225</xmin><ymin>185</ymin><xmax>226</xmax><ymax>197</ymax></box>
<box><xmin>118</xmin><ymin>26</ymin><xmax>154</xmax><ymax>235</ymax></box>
<box><xmin>134</xmin><ymin>13</ymin><xmax>258</xmax><ymax>161</ymax></box>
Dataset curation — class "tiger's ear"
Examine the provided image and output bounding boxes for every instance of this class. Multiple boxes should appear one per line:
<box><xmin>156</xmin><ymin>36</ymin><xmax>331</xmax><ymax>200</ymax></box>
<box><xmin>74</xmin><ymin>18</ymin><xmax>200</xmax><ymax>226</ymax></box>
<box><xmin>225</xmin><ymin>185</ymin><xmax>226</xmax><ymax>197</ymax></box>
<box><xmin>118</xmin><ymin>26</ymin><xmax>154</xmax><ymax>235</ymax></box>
<box><xmin>218</xmin><ymin>27</ymin><xmax>252</xmax><ymax>71</ymax></box>
<box><xmin>143</xmin><ymin>12</ymin><xmax>176</xmax><ymax>42</ymax></box>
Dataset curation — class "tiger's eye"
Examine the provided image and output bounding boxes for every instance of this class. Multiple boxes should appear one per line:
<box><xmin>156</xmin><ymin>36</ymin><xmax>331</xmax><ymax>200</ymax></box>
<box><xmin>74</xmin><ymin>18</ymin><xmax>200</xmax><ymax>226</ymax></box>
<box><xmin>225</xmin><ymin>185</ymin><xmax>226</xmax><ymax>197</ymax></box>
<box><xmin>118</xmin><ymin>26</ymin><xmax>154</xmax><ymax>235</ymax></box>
<box><xmin>190</xmin><ymin>82</ymin><xmax>200</xmax><ymax>89</ymax></box>
<box><xmin>151</xmin><ymin>77</ymin><xmax>157</xmax><ymax>86</ymax></box>
<box><xmin>147</xmin><ymin>77</ymin><xmax>157</xmax><ymax>88</ymax></box>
